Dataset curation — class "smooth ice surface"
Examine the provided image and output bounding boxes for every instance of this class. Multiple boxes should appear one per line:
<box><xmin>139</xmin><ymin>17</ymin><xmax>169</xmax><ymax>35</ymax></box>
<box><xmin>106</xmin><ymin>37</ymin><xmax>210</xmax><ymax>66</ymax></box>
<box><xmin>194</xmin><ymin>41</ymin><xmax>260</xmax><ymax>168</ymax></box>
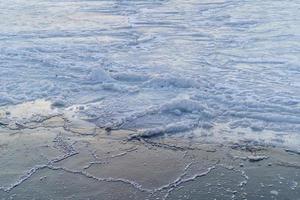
<box><xmin>1</xmin><ymin>0</ymin><xmax>300</xmax><ymax>145</ymax></box>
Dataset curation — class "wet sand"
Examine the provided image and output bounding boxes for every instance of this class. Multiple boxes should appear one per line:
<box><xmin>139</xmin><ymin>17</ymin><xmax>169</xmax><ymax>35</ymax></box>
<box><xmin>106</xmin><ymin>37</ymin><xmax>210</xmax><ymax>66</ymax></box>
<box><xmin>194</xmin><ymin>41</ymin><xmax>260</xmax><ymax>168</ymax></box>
<box><xmin>0</xmin><ymin>101</ymin><xmax>299</xmax><ymax>200</ymax></box>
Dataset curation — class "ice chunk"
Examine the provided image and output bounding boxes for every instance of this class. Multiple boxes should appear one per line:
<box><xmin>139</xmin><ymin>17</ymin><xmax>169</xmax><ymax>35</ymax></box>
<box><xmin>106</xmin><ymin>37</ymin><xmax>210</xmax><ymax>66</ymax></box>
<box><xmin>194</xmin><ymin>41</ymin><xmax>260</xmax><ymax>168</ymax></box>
<box><xmin>102</xmin><ymin>83</ymin><xmax>139</xmax><ymax>93</ymax></box>
<box><xmin>159</xmin><ymin>98</ymin><xmax>212</xmax><ymax>117</ymax></box>
<box><xmin>285</xmin><ymin>149</ymin><xmax>300</xmax><ymax>155</ymax></box>
<box><xmin>87</xmin><ymin>68</ymin><xmax>114</xmax><ymax>83</ymax></box>
<box><xmin>112</xmin><ymin>73</ymin><xmax>149</xmax><ymax>82</ymax></box>
<box><xmin>247</xmin><ymin>155</ymin><xmax>268</xmax><ymax>162</ymax></box>
<box><xmin>129</xmin><ymin>121</ymin><xmax>198</xmax><ymax>139</ymax></box>
<box><xmin>51</xmin><ymin>99</ymin><xmax>66</xmax><ymax>108</ymax></box>
<box><xmin>270</xmin><ymin>190</ymin><xmax>279</xmax><ymax>196</ymax></box>
<box><xmin>142</xmin><ymin>75</ymin><xmax>200</xmax><ymax>88</ymax></box>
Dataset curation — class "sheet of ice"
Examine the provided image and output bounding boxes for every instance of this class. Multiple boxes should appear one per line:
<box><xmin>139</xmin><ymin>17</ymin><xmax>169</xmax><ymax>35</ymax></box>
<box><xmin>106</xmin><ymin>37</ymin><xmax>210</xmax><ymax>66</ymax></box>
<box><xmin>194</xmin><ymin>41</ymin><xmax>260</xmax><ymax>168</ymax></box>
<box><xmin>0</xmin><ymin>0</ymin><xmax>300</xmax><ymax>146</ymax></box>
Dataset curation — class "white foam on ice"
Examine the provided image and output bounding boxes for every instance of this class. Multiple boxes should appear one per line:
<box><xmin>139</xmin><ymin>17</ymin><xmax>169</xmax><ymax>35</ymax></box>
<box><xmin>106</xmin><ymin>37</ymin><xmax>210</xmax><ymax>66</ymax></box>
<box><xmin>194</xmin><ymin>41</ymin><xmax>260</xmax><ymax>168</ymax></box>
<box><xmin>1</xmin><ymin>0</ymin><xmax>300</xmax><ymax>148</ymax></box>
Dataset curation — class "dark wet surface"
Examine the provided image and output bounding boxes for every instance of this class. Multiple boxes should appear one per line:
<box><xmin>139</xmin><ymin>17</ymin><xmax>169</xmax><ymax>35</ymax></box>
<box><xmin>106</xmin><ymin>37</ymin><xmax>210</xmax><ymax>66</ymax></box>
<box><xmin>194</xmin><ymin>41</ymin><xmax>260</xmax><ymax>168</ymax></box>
<box><xmin>0</xmin><ymin>101</ymin><xmax>299</xmax><ymax>200</ymax></box>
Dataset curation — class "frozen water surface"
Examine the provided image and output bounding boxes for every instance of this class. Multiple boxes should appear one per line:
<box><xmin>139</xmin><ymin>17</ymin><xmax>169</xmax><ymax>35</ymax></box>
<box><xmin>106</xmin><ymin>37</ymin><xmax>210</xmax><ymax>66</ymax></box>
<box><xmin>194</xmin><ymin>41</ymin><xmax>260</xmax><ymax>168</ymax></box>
<box><xmin>1</xmin><ymin>0</ymin><xmax>300</xmax><ymax>146</ymax></box>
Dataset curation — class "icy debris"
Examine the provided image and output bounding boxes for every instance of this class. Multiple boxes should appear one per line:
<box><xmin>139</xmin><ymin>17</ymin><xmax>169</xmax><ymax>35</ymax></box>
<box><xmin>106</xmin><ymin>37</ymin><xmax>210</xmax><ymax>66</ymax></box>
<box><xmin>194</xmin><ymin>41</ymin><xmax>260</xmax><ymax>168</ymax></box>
<box><xmin>53</xmin><ymin>133</ymin><xmax>76</xmax><ymax>155</ymax></box>
<box><xmin>277</xmin><ymin>161</ymin><xmax>300</xmax><ymax>169</ymax></box>
<box><xmin>173</xmin><ymin>109</ymin><xmax>182</xmax><ymax>116</ymax></box>
<box><xmin>153</xmin><ymin>163</ymin><xmax>216</xmax><ymax>200</ymax></box>
<box><xmin>1</xmin><ymin>0</ymin><xmax>300</xmax><ymax>149</ymax></box>
<box><xmin>87</xmin><ymin>68</ymin><xmax>114</xmax><ymax>83</ymax></box>
<box><xmin>200</xmin><ymin>122</ymin><xmax>214</xmax><ymax>129</ymax></box>
<box><xmin>111</xmin><ymin>72</ymin><xmax>149</xmax><ymax>82</ymax></box>
<box><xmin>51</xmin><ymin>99</ymin><xmax>66</xmax><ymax>108</ymax></box>
<box><xmin>39</xmin><ymin>176</ymin><xmax>47</xmax><ymax>181</ymax></box>
<box><xmin>159</xmin><ymin>98</ymin><xmax>211</xmax><ymax>117</ymax></box>
<box><xmin>4</xmin><ymin>165</ymin><xmax>48</xmax><ymax>192</ymax></box>
<box><xmin>0</xmin><ymin>118</ymin><xmax>9</xmax><ymax>126</ymax></box>
<box><xmin>27</xmin><ymin>114</ymin><xmax>61</xmax><ymax>124</ymax></box>
<box><xmin>270</xmin><ymin>190</ymin><xmax>279</xmax><ymax>196</ymax></box>
<box><xmin>129</xmin><ymin>121</ymin><xmax>198</xmax><ymax>140</ymax></box>
<box><xmin>229</xmin><ymin>120</ymin><xmax>251</xmax><ymax>129</ymax></box>
<box><xmin>95</xmin><ymin>96</ymin><xmax>213</xmax><ymax>130</ymax></box>
<box><xmin>289</xmin><ymin>181</ymin><xmax>298</xmax><ymax>190</ymax></box>
<box><xmin>250</xmin><ymin>124</ymin><xmax>265</xmax><ymax>132</ymax></box>
<box><xmin>247</xmin><ymin>155</ymin><xmax>269</xmax><ymax>162</ymax></box>
<box><xmin>0</xmin><ymin>95</ymin><xmax>15</xmax><ymax>106</ymax></box>
<box><xmin>142</xmin><ymin>74</ymin><xmax>200</xmax><ymax>88</ymax></box>
<box><xmin>78</xmin><ymin>105</ymin><xmax>85</xmax><ymax>110</ymax></box>
<box><xmin>229</xmin><ymin>112</ymin><xmax>300</xmax><ymax>125</ymax></box>
<box><xmin>178</xmin><ymin>166</ymin><xmax>216</xmax><ymax>185</ymax></box>
<box><xmin>285</xmin><ymin>149</ymin><xmax>300</xmax><ymax>155</ymax></box>
<box><xmin>237</xmin><ymin>169</ymin><xmax>249</xmax><ymax>187</ymax></box>
<box><xmin>51</xmin><ymin>151</ymin><xmax>79</xmax><ymax>164</ymax></box>
<box><xmin>101</xmin><ymin>83</ymin><xmax>139</xmax><ymax>93</ymax></box>
<box><xmin>2</xmin><ymin>140</ymin><xmax>79</xmax><ymax>192</ymax></box>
